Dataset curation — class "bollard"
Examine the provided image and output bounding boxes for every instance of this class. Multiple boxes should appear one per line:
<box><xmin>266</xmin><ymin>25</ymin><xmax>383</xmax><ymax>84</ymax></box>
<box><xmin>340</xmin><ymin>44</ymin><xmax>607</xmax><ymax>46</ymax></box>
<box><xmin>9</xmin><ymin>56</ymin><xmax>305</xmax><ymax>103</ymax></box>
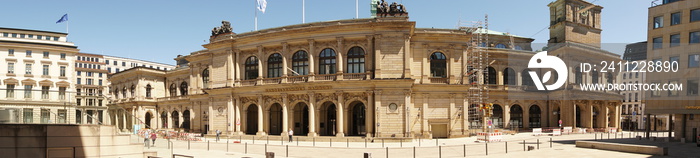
<box><xmin>537</xmin><ymin>139</ymin><xmax>540</xmax><ymax>149</ymax></box>
<box><xmin>608</xmin><ymin>132</ymin><xmax>610</xmax><ymax>139</ymax></box>
<box><xmin>463</xmin><ymin>144</ymin><xmax>466</xmax><ymax>157</ymax></box>
<box><xmin>297</xmin><ymin>138</ymin><xmax>299</xmax><ymax>146</ymax></box>
<box><xmin>550</xmin><ymin>138</ymin><xmax>552</xmax><ymax>148</ymax></box>
<box><xmin>188</xmin><ymin>139</ymin><xmax>191</xmax><ymax>150</ymax></box>
<box><xmin>265</xmin><ymin>144</ymin><xmax>268</xmax><ymax>153</ymax></box>
<box><xmin>595</xmin><ymin>133</ymin><xmax>597</xmax><ymax>140</ymax></box>
<box><xmin>382</xmin><ymin>139</ymin><xmax>385</xmax><ymax>148</ymax></box>
<box><xmin>281</xmin><ymin>136</ymin><xmax>283</xmax><ymax>145</ymax></box>
<box><xmin>267</xmin><ymin>136</ymin><xmax>269</xmax><ymax>144</ymax></box>
<box><xmin>240</xmin><ymin>135</ymin><xmax>242</xmax><ymax>142</ymax></box>
<box><xmin>365</xmin><ymin>139</ymin><xmax>367</xmax><ymax>148</ymax></box>
<box><xmin>286</xmin><ymin>145</ymin><xmax>289</xmax><ymax>157</ymax></box>
<box><xmin>347</xmin><ymin>138</ymin><xmax>349</xmax><ymax>148</ymax></box>
<box><xmin>485</xmin><ymin>142</ymin><xmax>488</xmax><ymax>155</ymax></box>
<box><xmin>330</xmin><ymin>138</ymin><xmax>332</xmax><ymax>147</ymax></box>
<box><xmin>227</xmin><ymin>140</ymin><xmax>229</xmax><ymax>152</ymax></box>
<box><xmin>414</xmin><ymin>146</ymin><xmax>416</xmax><ymax>158</ymax></box>
<box><xmin>386</xmin><ymin>147</ymin><xmax>389</xmax><ymax>158</ymax></box>
<box><xmin>439</xmin><ymin>145</ymin><xmax>442</xmax><ymax>158</ymax></box>
<box><xmin>505</xmin><ymin>142</ymin><xmax>508</xmax><ymax>153</ymax></box>
<box><xmin>523</xmin><ymin>140</ymin><xmax>525</xmax><ymax>151</ymax></box>
<box><xmin>245</xmin><ymin>142</ymin><xmax>248</xmax><ymax>154</ymax></box>
<box><xmin>207</xmin><ymin>140</ymin><xmax>210</xmax><ymax>151</ymax></box>
<box><xmin>400</xmin><ymin>138</ymin><xmax>403</xmax><ymax>147</ymax></box>
<box><xmin>313</xmin><ymin>138</ymin><xmax>316</xmax><ymax>147</ymax></box>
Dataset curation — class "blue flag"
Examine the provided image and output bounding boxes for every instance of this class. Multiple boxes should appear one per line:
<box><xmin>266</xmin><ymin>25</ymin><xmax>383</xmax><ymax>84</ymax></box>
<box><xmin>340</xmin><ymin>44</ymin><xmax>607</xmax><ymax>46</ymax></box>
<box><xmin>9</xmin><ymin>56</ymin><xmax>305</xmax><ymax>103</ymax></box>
<box><xmin>56</xmin><ymin>14</ymin><xmax>68</xmax><ymax>23</ymax></box>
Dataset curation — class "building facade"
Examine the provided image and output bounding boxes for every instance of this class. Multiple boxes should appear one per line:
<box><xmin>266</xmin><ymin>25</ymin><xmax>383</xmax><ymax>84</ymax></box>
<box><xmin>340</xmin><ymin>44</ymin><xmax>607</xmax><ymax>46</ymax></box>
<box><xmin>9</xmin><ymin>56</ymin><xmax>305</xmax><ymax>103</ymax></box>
<box><xmin>647</xmin><ymin>0</ymin><xmax>700</xmax><ymax>142</ymax></box>
<box><xmin>108</xmin><ymin>0</ymin><xmax>622</xmax><ymax>138</ymax></box>
<box><xmin>74</xmin><ymin>53</ymin><xmax>109</xmax><ymax>125</ymax></box>
<box><xmin>0</xmin><ymin>27</ymin><xmax>78</xmax><ymax>124</ymax></box>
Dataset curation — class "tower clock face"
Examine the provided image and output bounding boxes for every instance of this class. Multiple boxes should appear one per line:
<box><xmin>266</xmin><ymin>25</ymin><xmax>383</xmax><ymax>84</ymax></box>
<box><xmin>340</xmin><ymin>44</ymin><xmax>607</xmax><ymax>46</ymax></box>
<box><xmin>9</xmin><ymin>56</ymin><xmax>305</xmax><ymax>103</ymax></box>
<box><xmin>579</xmin><ymin>6</ymin><xmax>589</xmax><ymax>18</ymax></box>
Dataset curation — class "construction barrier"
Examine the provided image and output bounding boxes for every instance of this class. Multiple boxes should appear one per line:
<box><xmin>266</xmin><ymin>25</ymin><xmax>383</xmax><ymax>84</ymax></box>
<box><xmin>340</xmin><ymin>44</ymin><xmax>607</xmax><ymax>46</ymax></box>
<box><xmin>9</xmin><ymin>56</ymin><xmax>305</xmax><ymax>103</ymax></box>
<box><xmin>476</xmin><ymin>132</ymin><xmax>502</xmax><ymax>142</ymax></box>
<box><xmin>532</xmin><ymin>128</ymin><xmax>543</xmax><ymax>136</ymax></box>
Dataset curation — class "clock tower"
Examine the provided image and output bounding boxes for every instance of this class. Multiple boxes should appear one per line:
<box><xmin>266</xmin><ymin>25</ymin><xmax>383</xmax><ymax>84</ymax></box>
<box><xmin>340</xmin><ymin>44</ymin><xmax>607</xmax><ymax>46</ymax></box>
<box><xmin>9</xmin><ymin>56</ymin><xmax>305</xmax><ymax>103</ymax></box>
<box><xmin>548</xmin><ymin>0</ymin><xmax>603</xmax><ymax>48</ymax></box>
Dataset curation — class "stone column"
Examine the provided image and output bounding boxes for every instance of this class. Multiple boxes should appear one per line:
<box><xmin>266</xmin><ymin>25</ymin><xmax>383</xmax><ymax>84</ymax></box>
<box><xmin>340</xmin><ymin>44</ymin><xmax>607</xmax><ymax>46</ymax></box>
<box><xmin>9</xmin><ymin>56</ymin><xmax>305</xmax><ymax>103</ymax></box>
<box><xmin>449</xmin><ymin>94</ymin><xmax>456</xmax><ymax>136</ymax></box>
<box><xmin>523</xmin><ymin>105</ymin><xmax>530</xmax><ymax>129</ymax></box>
<box><xmin>421</xmin><ymin>44</ymin><xmax>429</xmax><ymax>84</ymax></box>
<box><xmin>228</xmin><ymin>96</ymin><xmax>234</xmax><ymax>133</ymax></box>
<box><xmin>375</xmin><ymin>90</ymin><xmax>383</xmax><ymax>137</ymax></box>
<box><xmin>227</xmin><ymin>50</ymin><xmax>234</xmax><ymax>86</ymax></box>
<box><xmin>365</xmin><ymin>91</ymin><xmax>374</xmax><ymax>137</ymax></box>
<box><xmin>257</xmin><ymin>46</ymin><xmax>264</xmax><ymax>82</ymax></box>
<box><xmin>308</xmin><ymin>92</ymin><xmax>317</xmax><ymax>136</ymax></box>
<box><xmin>336</xmin><ymin>37</ymin><xmax>345</xmax><ymax>80</ymax></box>
<box><xmin>234</xmin><ymin>51</ymin><xmax>241</xmax><ymax>85</ymax></box>
<box><xmin>208</xmin><ymin>98</ymin><xmax>214</xmax><ymax>134</ymax></box>
<box><xmin>281</xmin><ymin>43</ymin><xmax>289</xmax><ymax>83</ymax></box>
<box><xmin>281</xmin><ymin>93</ymin><xmax>289</xmax><ymax>136</ymax></box>
<box><xmin>403</xmin><ymin>34</ymin><xmax>411</xmax><ymax>79</ymax></box>
<box><xmin>462</xmin><ymin>94</ymin><xmax>469</xmax><ymax>134</ymax></box>
<box><xmin>504</xmin><ymin>105</ymin><xmax>511</xmax><ymax>129</ymax></box>
<box><xmin>374</xmin><ymin>35</ymin><xmax>382</xmax><ymax>77</ymax></box>
<box><xmin>234</xmin><ymin>96</ymin><xmax>242</xmax><ymax>134</ymax></box>
<box><xmin>404</xmin><ymin>90</ymin><xmax>412</xmax><ymax>137</ymax></box>
<box><xmin>257</xmin><ymin>95</ymin><xmax>266</xmax><ymax>135</ymax></box>
<box><xmin>421</xmin><ymin>93</ymin><xmax>429</xmax><ymax>137</ymax></box>
<box><xmin>308</xmin><ymin>40</ymin><xmax>316</xmax><ymax>81</ymax></box>
<box><xmin>335</xmin><ymin>91</ymin><xmax>345</xmax><ymax>137</ymax></box>
<box><xmin>121</xmin><ymin>109</ymin><xmax>127</xmax><ymax>132</ymax></box>
<box><xmin>603</xmin><ymin>106</ymin><xmax>610</xmax><ymax>128</ymax></box>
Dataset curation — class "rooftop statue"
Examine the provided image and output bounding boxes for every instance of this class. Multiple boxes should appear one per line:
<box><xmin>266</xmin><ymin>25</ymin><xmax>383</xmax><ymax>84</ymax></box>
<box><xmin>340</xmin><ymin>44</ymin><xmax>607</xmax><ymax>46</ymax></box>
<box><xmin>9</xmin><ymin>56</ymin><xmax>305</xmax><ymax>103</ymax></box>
<box><xmin>211</xmin><ymin>21</ymin><xmax>233</xmax><ymax>36</ymax></box>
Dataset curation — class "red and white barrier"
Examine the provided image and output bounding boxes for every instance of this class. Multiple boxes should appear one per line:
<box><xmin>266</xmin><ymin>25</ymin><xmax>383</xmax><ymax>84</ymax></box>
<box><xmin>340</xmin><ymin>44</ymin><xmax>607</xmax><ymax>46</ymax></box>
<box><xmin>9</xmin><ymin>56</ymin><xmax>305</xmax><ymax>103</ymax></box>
<box><xmin>477</xmin><ymin>132</ymin><xmax>503</xmax><ymax>142</ymax></box>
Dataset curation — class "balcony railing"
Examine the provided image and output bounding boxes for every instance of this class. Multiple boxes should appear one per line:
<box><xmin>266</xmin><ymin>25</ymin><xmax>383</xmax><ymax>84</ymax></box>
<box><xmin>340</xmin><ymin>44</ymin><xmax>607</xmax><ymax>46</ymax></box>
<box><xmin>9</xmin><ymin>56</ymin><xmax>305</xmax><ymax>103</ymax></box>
<box><xmin>263</xmin><ymin>77</ymin><xmax>282</xmax><ymax>85</ymax></box>
<box><xmin>240</xmin><ymin>80</ymin><xmax>258</xmax><ymax>87</ymax></box>
<box><xmin>345</xmin><ymin>73</ymin><xmax>368</xmax><ymax>80</ymax></box>
<box><xmin>316</xmin><ymin>74</ymin><xmax>337</xmax><ymax>81</ymax></box>
<box><xmin>288</xmin><ymin>75</ymin><xmax>309</xmax><ymax>83</ymax></box>
<box><xmin>428</xmin><ymin>77</ymin><xmax>448</xmax><ymax>84</ymax></box>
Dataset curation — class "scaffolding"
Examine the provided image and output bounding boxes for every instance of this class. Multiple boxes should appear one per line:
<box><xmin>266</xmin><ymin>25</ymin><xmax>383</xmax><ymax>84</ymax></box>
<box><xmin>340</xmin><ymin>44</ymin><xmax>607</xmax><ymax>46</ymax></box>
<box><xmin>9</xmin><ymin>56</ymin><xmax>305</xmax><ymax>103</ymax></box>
<box><xmin>459</xmin><ymin>14</ymin><xmax>489</xmax><ymax>132</ymax></box>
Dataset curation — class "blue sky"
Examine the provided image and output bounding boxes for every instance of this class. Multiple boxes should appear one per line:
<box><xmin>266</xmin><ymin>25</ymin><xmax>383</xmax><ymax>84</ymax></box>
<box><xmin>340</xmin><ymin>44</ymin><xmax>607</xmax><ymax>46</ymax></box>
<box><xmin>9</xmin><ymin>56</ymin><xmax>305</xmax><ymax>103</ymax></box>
<box><xmin>1</xmin><ymin>0</ymin><xmax>648</xmax><ymax>65</ymax></box>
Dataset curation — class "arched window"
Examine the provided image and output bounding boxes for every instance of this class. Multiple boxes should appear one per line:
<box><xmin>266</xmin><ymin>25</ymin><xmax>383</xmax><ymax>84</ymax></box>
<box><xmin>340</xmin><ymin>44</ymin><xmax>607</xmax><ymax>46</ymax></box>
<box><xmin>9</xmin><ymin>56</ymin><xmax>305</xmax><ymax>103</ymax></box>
<box><xmin>169</xmin><ymin>83</ymin><xmax>177</xmax><ymax>97</ymax></box>
<box><xmin>591</xmin><ymin>70</ymin><xmax>599</xmax><ymax>84</ymax></box>
<box><xmin>130</xmin><ymin>85</ymin><xmax>135</xmax><ymax>97</ymax></box>
<box><xmin>484</xmin><ymin>67</ymin><xmax>497</xmax><ymax>85</ymax></box>
<box><xmin>202</xmin><ymin>68</ymin><xmax>209</xmax><ymax>88</ymax></box>
<box><xmin>292</xmin><ymin>51</ymin><xmax>309</xmax><ymax>75</ymax></box>
<box><xmin>430</xmin><ymin>52</ymin><xmax>446</xmax><ymax>78</ymax></box>
<box><xmin>114</xmin><ymin>89</ymin><xmax>119</xmax><ymax>99</ymax></box>
<box><xmin>575</xmin><ymin>66</ymin><xmax>582</xmax><ymax>84</ymax></box>
<box><xmin>522</xmin><ymin>69</ymin><xmax>535</xmax><ymax>86</ymax></box>
<box><xmin>347</xmin><ymin>47</ymin><xmax>365</xmax><ymax>73</ymax></box>
<box><xmin>529</xmin><ymin>105</ymin><xmax>541</xmax><ymax>128</ymax></box>
<box><xmin>495</xmin><ymin>44</ymin><xmax>507</xmax><ymax>49</ymax></box>
<box><xmin>122</xmin><ymin>87</ymin><xmax>127</xmax><ymax>98</ymax></box>
<box><xmin>504</xmin><ymin>68</ymin><xmax>516</xmax><ymax>85</ymax></box>
<box><xmin>267</xmin><ymin>53</ymin><xmax>283</xmax><ymax>78</ymax></box>
<box><xmin>319</xmin><ymin>48</ymin><xmax>336</xmax><ymax>74</ymax></box>
<box><xmin>180</xmin><ymin>82</ymin><xmax>188</xmax><ymax>95</ymax></box>
<box><xmin>245</xmin><ymin>56</ymin><xmax>259</xmax><ymax>80</ymax></box>
<box><xmin>145</xmin><ymin>84</ymin><xmax>152</xmax><ymax>98</ymax></box>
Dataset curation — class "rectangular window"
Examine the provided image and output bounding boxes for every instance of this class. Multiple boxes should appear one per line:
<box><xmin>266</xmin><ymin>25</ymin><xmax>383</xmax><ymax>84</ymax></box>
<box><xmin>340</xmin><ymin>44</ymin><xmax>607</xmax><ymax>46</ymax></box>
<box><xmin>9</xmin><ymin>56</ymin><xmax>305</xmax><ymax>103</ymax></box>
<box><xmin>6</xmin><ymin>84</ymin><xmax>15</xmax><ymax>98</ymax></box>
<box><xmin>25</xmin><ymin>64</ymin><xmax>32</xmax><ymax>74</ymax></box>
<box><xmin>24</xmin><ymin>85</ymin><xmax>32</xmax><ymax>98</ymax></box>
<box><xmin>688</xmin><ymin>80</ymin><xmax>699</xmax><ymax>95</ymax></box>
<box><xmin>77</xmin><ymin>78</ymin><xmax>81</xmax><ymax>85</ymax></box>
<box><xmin>60</xmin><ymin>53</ymin><xmax>66</xmax><ymax>59</ymax></box>
<box><xmin>8</xmin><ymin>49</ymin><xmax>14</xmax><ymax>55</ymax></box>
<box><xmin>59</xmin><ymin>87</ymin><xmax>66</xmax><ymax>100</ymax></box>
<box><xmin>116</xmin><ymin>68</ymin><xmax>120</xmax><ymax>72</ymax></box>
<box><xmin>654</xmin><ymin>16</ymin><xmax>664</xmax><ymax>28</ymax></box>
<box><xmin>107</xmin><ymin>68</ymin><xmax>111</xmax><ymax>73</ymax></box>
<box><xmin>60</xmin><ymin>66</ymin><xmax>66</xmax><ymax>77</ymax></box>
<box><xmin>122</xmin><ymin>62</ymin><xmax>126</xmax><ymax>66</ymax></box>
<box><xmin>653</xmin><ymin>37</ymin><xmax>663</xmax><ymax>49</ymax></box>
<box><xmin>37</xmin><ymin>35</ymin><xmax>42</xmax><ymax>39</ymax></box>
<box><xmin>2</xmin><ymin>33</ymin><xmax>7</xmax><ymax>37</ymax></box>
<box><xmin>690</xmin><ymin>55</ymin><xmax>700</xmax><ymax>68</ymax></box>
<box><xmin>87</xmin><ymin>72</ymin><xmax>93</xmax><ymax>77</ymax></box>
<box><xmin>44</xmin><ymin>36</ymin><xmax>50</xmax><ymax>40</ymax></box>
<box><xmin>691</xmin><ymin>32</ymin><xmax>700</xmax><ymax>44</ymax></box>
<box><xmin>28</xmin><ymin>34</ymin><xmax>33</xmax><ymax>38</ymax></box>
<box><xmin>669</xmin><ymin>80</ymin><xmax>679</xmax><ymax>96</ymax></box>
<box><xmin>692</xmin><ymin>9</ymin><xmax>700</xmax><ymax>22</ymax></box>
<box><xmin>11</xmin><ymin>33</ymin><xmax>16</xmax><ymax>37</ymax></box>
<box><xmin>105</xmin><ymin>60</ymin><xmax>109</xmax><ymax>64</ymax></box>
<box><xmin>113</xmin><ymin>61</ymin><xmax>117</xmax><ymax>65</ymax></box>
<box><xmin>77</xmin><ymin>71</ymin><xmax>81</xmax><ymax>76</ymax></box>
<box><xmin>42</xmin><ymin>65</ymin><xmax>49</xmax><ymax>76</ymax></box>
<box><xmin>25</xmin><ymin>50</ymin><xmax>32</xmax><ymax>56</ymax></box>
<box><xmin>98</xmin><ymin>73</ymin><xmax>102</xmax><ymax>77</ymax></box>
<box><xmin>57</xmin><ymin>109</ymin><xmax>66</xmax><ymax>123</ymax></box>
<box><xmin>41</xmin><ymin>86</ymin><xmax>49</xmax><ymax>99</ymax></box>
<box><xmin>98</xmin><ymin>79</ymin><xmax>103</xmax><ymax>86</ymax></box>
<box><xmin>53</xmin><ymin>37</ymin><xmax>59</xmax><ymax>41</ymax></box>
<box><xmin>98</xmin><ymin>100</ymin><xmax>103</xmax><ymax>106</ymax></box>
<box><xmin>77</xmin><ymin>99</ymin><xmax>81</xmax><ymax>106</ymax></box>
<box><xmin>43</xmin><ymin>51</ymin><xmax>49</xmax><ymax>58</ymax></box>
<box><xmin>23</xmin><ymin>108</ymin><xmax>33</xmax><ymax>123</ymax></box>
<box><xmin>19</xmin><ymin>34</ymin><xmax>25</xmax><ymax>38</ymax></box>
<box><xmin>76</xmin><ymin>89</ymin><xmax>81</xmax><ymax>96</ymax></box>
<box><xmin>8</xmin><ymin>63</ymin><xmax>14</xmax><ymax>74</ymax></box>
<box><xmin>87</xmin><ymin>79</ymin><xmax>93</xmax><ymax>85</ymax></box>
<box><xmin>75</xmin><ymin>110</ymin><xmax>81</xmax><ymax>124</ymax></box>
<box><xmin>671</xmin><ymin>12</ymin><xmax>681</xmax><ymax>25</ymax></box>
<box><xmin>671</xmin><ymin>34</ymin><xmax>681</xmax><ymax>47</ymax></box>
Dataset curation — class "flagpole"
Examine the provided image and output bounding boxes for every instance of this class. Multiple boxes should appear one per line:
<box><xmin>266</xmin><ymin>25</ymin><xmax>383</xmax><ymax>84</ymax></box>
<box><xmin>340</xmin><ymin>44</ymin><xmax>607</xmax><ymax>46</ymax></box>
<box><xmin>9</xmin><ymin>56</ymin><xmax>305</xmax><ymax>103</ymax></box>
<box><xmin>302</xmin><ymin>0</ymin><xmax>306</xmax><ymax>23</ymax></box>
<box><xmin>355</xmin><ymin>0</ymin><xmax>358</xmax><ymax>19</ymax></box>
<box><xmin>255</xmin><ymin>0</ymin><xmax>258</xmax><ymax>31</ymax></box>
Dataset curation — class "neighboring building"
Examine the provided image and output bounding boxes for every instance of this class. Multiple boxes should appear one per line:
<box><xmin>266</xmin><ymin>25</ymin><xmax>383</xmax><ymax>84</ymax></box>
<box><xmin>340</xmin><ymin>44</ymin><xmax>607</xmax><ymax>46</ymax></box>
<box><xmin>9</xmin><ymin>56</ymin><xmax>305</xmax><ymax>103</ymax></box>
<box><xmin>108</xmin><ymin>0</ymin><xmax>622</xmax><ymax>138</ymax></box>
<box><xmin>0</xmin><ymin>27</ymin><xmax>78</xmax><ymax>124</ymax></box>
<box><xmin>647</xmin><ymin>0</ymin><xmax>700</xmax><ymax>142</ymax></box>
<box><xmin>623</xmin><ymin>41</ymin><xmax>647</xmax><ymax>61</ymax></box>
<box><xmin>104</xmin><ymin>55</ymin><xmax>174</xmax><ymax>74</ymax></box>
<box><xmin>74</xmin><ymin>53</ymin><xmax>109</xmax><ymax>125</ymax></box>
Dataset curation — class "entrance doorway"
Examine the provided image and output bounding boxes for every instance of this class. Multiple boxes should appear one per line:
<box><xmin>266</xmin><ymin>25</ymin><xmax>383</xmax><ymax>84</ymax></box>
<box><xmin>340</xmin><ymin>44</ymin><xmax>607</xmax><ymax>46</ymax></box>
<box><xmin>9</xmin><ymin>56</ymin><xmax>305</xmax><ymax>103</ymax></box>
<box><xmin>293</xmin><ymin>103</ymin><xmax>309</xmax><ymax>135</ymax></box>
<box><xmin>320</xmin><ymin>102</ymin><xmax>337</xmax><ymax>136</ymax></box>
<box><xmin>349</xmin><ymin>102</ymin><xmax>366</xmax><ymax>136</ymax></box>
<box><xmin>246</xmin><ymin>104</ymin><xmax>258</xmax><ymax>134</ymax></box>
<box><xmin>269</xmin><ymin>103</ymin><xmax>283</xmax><ymax>135</ymax></box>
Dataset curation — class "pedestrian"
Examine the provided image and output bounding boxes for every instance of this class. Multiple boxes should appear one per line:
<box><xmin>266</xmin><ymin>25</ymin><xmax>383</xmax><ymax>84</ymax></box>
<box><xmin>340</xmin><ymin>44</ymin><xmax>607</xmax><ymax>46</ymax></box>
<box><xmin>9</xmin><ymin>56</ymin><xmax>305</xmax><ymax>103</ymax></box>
<box><xmin>216</xmin><ymin>129</ymin><xmax>222</xmax><ymax>141</ymax></box>
<box><xmin>150</xmin><ymin>132</ymin><xmax>157</xmax><ymax>146</ymax></box>
<box><xmin>288</xmin><ymin>128</ymin><xmax>294</xmax><ymax>142</ymax></box>
<box><xmin>143</xmin><ymin>130</ymin><xmax>150</xmax><ymax>147</ymax></box>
